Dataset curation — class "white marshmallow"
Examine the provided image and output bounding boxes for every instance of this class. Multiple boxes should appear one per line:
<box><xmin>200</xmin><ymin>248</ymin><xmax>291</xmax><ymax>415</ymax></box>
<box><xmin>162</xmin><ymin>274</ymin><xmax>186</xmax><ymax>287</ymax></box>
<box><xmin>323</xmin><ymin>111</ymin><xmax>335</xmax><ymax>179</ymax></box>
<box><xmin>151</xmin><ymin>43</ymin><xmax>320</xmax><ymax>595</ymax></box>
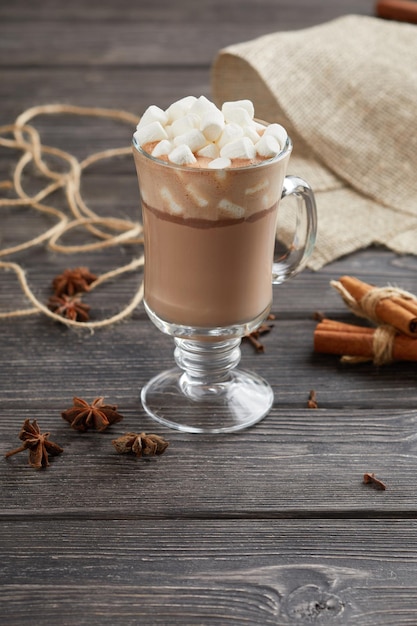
<box><xmin>133</xmin><ymin>121</ymin><xmax>168</xmax><ymax>146</ymax></box>
<box><xmin>261</xmin><ymin>194</ymin><xmax>269</xmax><ymax>209</ymax></box>
<box><xmin>218</xmin><ymin>199</ymin><xmax>245</xmax><ymax>219</ymax></box>
<box><xmin>244</xmin><ymin>123</ymin><xmax>263</xmax><ymax>143</ymax></box>
<box><xmin>151</xmin><ymin>139</ymin><xmax>172</xmax><ymax>158</ymax></box>
<box><xmin>253</xmin><ymin>120</ymin><xmax>267</xmax><ymax>133</ymax></box>
<box><xmin>220</xmin><ymin>136</ymin><xmax>256</xmax><ymax>160</ymax></box>
<box><xmin>208</xmin><ymin>157</ymin><xmax>231</xmax><ymax>169</ymax></box>
<box><xmin>170</xmin><ymin>114</ymin><xmax>200</xmax><ymax>137</ymax></box>
<box><xmin>185</xmin><ymin>184</ymin><xmax>209</xmax><ymax>207</ymax></box>
<box><xmin>264</xmin><ymin>123</ymin><xmax>288</xmax><ymax>148</ymax></box>
<box><xmin>245</xmin><ymin>179</ymin><xmax>269</xmax><ymax>195</ymax></box>
<box><xmin>222</xmin><ymin>99</ymin><xmax>255</xmax><ymax>121</ymax></box>
<box><xmin>214</xmin><ymin>170</ymin><xmax>227</xmax><ymax>181</ymax></box>
<box><xmin>200</xmin><ymin>108</ymin><xmax>224</xmax><ymax>141</ymax></box>
<box><xmin>137</xmin><ymin>105</ymin><xmax>168</xmax><ymax>130</ymax></box>
<box><xmin>160</xmin><ymin>187</ymin><xmax>184</xmax><ymax>215</ymax></box>
<box><xmin>168</xmin><ymin>144</ymin><xmax>197</xmax><ymax>165</ymax></box>
<box><xmin>165</xmin><ymin>96</ymin><xmax>197</xmax><ymax>122</ymax></box>
<box><xmin>222</xmin><ymin>106</ymin><xmax>253</xmax><ymax>127</ymax></box>
<box><xmin>255</xmin><ymin>133</ymin><xmax>281</xmax><ymax>158</ymax></box>
<box><xmin>197</xmin><ymin>143</ymin><xmax>220</xmax><ymax>159</ymax></box>
<box><xmin>173</xmin><ymin>129</ymin><xmax>207</xmax><ymax>152</ymax></box>
<box><xmin>216</xmin><ymin>123</ymin><xmax>244</xmax><ymax>149</ymax></box>
<box><xmin>189</xmin><ymin>95</ymin><xmax>218</xmax><ymax>118</ymax></box>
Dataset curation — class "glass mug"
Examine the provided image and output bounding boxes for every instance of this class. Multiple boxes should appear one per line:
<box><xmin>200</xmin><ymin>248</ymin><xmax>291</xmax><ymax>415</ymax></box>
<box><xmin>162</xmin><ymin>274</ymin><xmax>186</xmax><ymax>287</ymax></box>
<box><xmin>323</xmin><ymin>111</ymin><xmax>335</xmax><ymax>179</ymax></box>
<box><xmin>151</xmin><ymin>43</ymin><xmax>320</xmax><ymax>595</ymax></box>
<box><xmin>133</xmin><ymin>128</ymin><xmax>317</xmax><ymax>433</ymax></box>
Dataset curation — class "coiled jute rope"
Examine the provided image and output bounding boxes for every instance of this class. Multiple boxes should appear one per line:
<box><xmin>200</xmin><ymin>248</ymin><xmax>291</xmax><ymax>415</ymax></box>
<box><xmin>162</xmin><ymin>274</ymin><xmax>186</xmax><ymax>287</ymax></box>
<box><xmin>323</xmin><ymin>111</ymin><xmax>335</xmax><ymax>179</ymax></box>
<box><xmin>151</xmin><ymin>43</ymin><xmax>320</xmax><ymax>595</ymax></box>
<box><xmin>0</xmin><ymin>104</ymin><xmax>144</xmax><ymax>330</ymax></box>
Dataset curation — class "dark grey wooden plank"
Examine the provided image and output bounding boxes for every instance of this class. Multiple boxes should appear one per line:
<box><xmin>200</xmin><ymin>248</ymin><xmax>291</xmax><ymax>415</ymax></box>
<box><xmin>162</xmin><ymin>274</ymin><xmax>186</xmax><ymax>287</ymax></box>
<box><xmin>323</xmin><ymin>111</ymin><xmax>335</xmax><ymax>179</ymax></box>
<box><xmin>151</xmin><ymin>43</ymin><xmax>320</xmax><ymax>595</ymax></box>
<box><xmin>0</xmin><ymin>290</ymin><xmax>416</xmax><ymax>410</ymax></box>
<box><xmin>0</xmin><ymin>23</ymin><xmax>272</xmax><ymax>67</ymax></box>
<box><xmin>0</xmin><ymin>67</ymin><xmax>211</xmax><ymax>124</ymax></box>
<box><xmin>0</xmin><ymin>0</ymin><xmax>375</xmax><ymax>25</ymax></box>
<box><xmin>0</xmin><ymin>0</ymin><xmax>375</xmax><ymax>67</ymax></box>
<box><xmin>1</xmin><ymin>401</ymin><xmax>416</xmax><ymax>516</ymax></box>
<box><xmin>1</xmin><ymin>518</ymin><xmax>417</xmax><ymax>624</ymax></box>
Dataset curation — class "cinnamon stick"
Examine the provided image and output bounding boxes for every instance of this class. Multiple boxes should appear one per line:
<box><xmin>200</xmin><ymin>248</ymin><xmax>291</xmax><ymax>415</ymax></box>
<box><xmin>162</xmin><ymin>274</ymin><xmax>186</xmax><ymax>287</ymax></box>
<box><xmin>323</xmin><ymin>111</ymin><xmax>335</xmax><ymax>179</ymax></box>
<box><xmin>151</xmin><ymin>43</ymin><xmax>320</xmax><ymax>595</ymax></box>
<box><xmin>376</xmin><ymin>0</ymin><xmax>417</xmax><ymax>24</ymax></box>
<box><xmin>314</xmin><ymin>319</ymin><xmax>417</xmax><ymax>363</ymax></box>
<box><xmin>332</xmin><ymin>276</ymin><xmax>417</xmax><ymax>338</ymax></box>
<box><xmin>318</xmin><ymin>318</ymin><xmax>374</xmax><ymax>334</ymax></box>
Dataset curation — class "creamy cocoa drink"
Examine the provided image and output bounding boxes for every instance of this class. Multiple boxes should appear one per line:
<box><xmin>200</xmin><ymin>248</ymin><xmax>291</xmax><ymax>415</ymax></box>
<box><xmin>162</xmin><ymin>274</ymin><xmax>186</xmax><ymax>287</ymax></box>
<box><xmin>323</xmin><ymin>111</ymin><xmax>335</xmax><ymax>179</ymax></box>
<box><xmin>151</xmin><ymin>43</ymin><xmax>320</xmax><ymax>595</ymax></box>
<box><xmin>132</xmin><ymin>96</ymin><xmax>291</xmax><ymax>330</ymax></box>
<box><xmin>133</xmin><ymin>96</ymin><xmax>316</xmax><ymax>433</ymax></box>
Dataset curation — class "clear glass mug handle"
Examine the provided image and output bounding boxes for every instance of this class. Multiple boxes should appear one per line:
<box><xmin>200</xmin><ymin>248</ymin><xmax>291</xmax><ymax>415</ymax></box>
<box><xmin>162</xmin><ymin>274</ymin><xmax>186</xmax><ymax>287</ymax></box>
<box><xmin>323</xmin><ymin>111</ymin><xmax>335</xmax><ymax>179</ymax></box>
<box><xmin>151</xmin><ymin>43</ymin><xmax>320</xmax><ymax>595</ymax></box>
<box><xmin>272</xmin><ymin>175</ymin><xmax>317</xmax><ymax>285</ymax></box>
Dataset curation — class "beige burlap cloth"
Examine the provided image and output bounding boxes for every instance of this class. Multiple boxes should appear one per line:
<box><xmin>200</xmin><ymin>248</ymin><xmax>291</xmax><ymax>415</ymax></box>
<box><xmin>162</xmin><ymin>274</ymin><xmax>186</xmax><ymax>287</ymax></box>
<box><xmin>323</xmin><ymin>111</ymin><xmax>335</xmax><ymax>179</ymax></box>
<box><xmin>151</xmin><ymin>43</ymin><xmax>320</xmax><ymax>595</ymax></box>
<box><xmin>211</xmin><ymin>15</ymin><xmax>417</xmax><ymax>270</ymax></box>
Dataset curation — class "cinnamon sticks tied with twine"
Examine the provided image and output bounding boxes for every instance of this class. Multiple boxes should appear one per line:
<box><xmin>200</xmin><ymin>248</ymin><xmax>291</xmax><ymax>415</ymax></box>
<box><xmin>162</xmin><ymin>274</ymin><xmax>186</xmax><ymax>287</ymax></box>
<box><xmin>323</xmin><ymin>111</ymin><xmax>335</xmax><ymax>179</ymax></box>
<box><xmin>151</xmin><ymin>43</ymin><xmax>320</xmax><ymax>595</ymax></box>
<box><xmin>314</xmin><ymin>276</ymin><xmax>417</xmax><ymax>365</ymax></box>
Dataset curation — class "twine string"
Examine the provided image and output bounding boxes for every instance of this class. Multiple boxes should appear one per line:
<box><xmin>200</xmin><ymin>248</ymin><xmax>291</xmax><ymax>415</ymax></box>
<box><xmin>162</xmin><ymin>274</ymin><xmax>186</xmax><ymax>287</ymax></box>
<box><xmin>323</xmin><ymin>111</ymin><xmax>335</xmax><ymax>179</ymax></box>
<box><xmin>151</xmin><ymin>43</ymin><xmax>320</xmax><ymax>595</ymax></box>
<box><xmin>0</xmin><ymin>103</ymin><xmax>144</xmax><ymax>329</ymax></box>
<box><xmin>331</xmin><ymin>280</ymin><xmax>417</xmax><ymax>324</ymax></box>
<box><xmin>330</xmin><ymin>280</ymin><xmax>410</xmax><ymax>365</ymax></box>
<box><xmin>341</xmin><ymin>324</ymin><xmax>397</xmax><ymax>366</ymax></box>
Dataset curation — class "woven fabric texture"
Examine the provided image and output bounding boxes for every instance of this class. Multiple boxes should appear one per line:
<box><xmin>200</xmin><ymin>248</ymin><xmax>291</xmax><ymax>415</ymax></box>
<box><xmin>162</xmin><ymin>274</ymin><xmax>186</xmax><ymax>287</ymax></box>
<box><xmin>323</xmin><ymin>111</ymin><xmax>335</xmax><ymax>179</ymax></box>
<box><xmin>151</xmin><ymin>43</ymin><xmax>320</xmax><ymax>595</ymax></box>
<box><xmin>211</xmin><ymin>15</ymin><xmax>417</xmax><ymax>269</ymax></box>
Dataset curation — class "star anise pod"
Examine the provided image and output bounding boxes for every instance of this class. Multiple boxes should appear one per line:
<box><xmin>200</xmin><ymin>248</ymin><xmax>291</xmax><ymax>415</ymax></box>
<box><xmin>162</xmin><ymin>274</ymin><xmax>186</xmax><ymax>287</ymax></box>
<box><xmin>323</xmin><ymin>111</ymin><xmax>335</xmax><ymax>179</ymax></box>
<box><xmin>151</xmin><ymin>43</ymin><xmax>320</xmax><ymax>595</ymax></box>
<box><xmin>5</xmin><ymin>419</ymin><xmax>63</xmax><ymax>469</ymax></box>
<box><xmin>52</xmin><ymin>267</ymin><xmax>97</xmax><ymax>297</ymax></box>
<box><xmin>62</xmin><ymin>396</ymin><xmax>124</xmax><ymax>432</ymax></box>
<box><xmin>48</xmin><ymin>294</ymin><xmax>90</xmax><ymax>322</ymax></box>
<box><xmin>112</xmin><ymin>432</ymin><xmax>169</xmax><ymax>457</ymax></box>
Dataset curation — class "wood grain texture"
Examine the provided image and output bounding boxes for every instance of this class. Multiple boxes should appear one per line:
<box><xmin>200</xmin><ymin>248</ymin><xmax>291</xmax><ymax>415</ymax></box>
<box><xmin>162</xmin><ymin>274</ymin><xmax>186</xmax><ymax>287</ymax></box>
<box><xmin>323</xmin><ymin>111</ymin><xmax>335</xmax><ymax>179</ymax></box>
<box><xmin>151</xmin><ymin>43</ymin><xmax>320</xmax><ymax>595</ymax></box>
<box><xmin>1</xmin><ymin>519</ymin><xmax>417</xmax><ymax>625</ymax></box>
<box><xmin>1</xmin><ymin>0</ymin><xmax>417</xmax><ymax>623</ymax></box>
<box><xmin>0</xmin><ymin>0</ymin><xmax>375</xmax><ymax>24</ymax></box>
<box><xmin>0</xmin><ymin>1</ymin><xmax>376</xmax><ymax>68</ymax></box>
<box><xmin>0</xmin><ymin>68</ymin><xmax>210</xmax><ymax>131</ymax></box>
<box><xmin>1</xmin><ymin>402</ymin><xmax>416</xmax><ymax>517</ymax></box>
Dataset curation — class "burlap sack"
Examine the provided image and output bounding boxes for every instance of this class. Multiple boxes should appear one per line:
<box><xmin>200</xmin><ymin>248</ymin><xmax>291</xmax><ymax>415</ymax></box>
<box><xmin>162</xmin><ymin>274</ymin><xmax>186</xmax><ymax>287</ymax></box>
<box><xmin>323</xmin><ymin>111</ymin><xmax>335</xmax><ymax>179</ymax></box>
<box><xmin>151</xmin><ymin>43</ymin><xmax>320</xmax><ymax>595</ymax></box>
<box><xmin>211</xmin><ymin>15</ymin><xmax>417</xmax><ymax>270</ymax></box>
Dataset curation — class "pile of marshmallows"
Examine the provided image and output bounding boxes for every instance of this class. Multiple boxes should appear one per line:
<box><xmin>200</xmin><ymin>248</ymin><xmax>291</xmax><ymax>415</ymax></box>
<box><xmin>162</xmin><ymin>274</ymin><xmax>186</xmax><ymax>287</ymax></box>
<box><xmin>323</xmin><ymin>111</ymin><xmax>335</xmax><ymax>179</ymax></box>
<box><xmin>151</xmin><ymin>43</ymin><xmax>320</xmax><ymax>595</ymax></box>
<box><xmin>133</xmin><ymin>96</ymin><xmax>288</xmax><ymax>168</ymax></box>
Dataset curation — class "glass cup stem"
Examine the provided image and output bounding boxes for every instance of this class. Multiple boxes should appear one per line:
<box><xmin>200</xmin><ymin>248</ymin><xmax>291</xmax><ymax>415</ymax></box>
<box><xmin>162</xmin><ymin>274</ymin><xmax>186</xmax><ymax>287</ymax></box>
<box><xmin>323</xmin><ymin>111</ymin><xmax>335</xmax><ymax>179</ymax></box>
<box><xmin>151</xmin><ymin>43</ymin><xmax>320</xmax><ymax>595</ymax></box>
<box><xmin>140</xmin><ymin>336</ymin><xmax>274</xmax><ymax>433</ymax></box>
<box><xmin>174</xmin><ymin>338</ymin><xmax>241</xmax><ymax>400</ymax></box>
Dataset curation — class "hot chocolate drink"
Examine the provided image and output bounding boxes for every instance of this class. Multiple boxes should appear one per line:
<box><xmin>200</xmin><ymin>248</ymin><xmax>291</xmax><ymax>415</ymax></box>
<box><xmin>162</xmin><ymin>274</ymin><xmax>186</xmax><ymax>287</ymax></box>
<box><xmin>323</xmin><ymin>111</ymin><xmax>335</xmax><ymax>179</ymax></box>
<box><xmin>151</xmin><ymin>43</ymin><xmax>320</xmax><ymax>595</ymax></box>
<box><xmin>132</xmin><ymin>96</ymin><xmax>291</xmax><ymax>330</ymax></box>
<box><xmin>141</xmin><ymin>202</ymin><xmax>279</xmax><ymax>327</ymax></box>
<box><xmin>133</xmin><ymin>96</ymin><xmax>316</xmax><ymax>433</ymax></box>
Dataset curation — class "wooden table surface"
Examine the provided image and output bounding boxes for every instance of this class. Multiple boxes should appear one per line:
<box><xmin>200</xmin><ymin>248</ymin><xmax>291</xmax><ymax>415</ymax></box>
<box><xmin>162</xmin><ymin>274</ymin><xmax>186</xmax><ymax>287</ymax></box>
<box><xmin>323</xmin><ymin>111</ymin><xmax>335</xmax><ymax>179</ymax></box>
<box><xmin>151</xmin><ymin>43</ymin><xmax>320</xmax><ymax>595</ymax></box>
<box><xmin>2</xmin><ymin>1</ymin><xmax>417</xmax><ymax>624</ymax></box>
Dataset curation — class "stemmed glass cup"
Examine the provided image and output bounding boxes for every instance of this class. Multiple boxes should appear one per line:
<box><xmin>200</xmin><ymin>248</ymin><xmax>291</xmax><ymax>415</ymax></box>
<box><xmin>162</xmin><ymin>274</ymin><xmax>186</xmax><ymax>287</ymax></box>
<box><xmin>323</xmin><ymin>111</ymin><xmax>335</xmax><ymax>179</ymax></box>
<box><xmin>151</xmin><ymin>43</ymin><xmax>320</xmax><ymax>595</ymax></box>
<box><xmin>133</xmin><ymin>128</ymin><xmax>317</xmax><ymax>433</ymax></box>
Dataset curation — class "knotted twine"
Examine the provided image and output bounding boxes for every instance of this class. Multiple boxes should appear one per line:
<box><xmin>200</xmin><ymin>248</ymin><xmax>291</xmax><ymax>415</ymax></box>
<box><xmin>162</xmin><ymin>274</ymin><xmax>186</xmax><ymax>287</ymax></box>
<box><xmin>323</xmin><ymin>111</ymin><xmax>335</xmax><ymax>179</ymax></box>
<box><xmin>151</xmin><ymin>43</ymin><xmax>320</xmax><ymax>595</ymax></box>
<box><xmin>331</xmin><ymin>280</ymin><xmax>417</xmax><ymax>365</ymax></box>
<box><xmin>0</xmin><ymin>103</ymin><xmax>144</xmax><ymax>330</ymax></box>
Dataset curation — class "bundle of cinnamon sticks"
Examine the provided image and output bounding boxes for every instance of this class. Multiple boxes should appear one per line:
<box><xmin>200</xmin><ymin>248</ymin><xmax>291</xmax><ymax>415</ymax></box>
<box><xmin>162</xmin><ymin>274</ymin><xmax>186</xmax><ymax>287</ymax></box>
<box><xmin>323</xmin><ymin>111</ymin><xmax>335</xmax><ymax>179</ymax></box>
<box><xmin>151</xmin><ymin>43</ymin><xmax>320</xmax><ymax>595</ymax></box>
<box><xmin>314</xmin><ymin>276</ymin><xmax>417</xmax><ymax>365</ymax></box>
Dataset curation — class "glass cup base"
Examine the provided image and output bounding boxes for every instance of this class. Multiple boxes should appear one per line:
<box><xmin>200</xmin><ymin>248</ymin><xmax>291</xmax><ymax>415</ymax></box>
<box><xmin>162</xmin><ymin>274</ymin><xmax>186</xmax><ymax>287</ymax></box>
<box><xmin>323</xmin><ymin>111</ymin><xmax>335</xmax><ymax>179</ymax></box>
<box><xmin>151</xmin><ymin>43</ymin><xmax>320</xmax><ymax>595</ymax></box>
<box><xmin>141</xmin><ymin>367</ymin><xmax>273</xmax><ymax>434</ymax></box>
